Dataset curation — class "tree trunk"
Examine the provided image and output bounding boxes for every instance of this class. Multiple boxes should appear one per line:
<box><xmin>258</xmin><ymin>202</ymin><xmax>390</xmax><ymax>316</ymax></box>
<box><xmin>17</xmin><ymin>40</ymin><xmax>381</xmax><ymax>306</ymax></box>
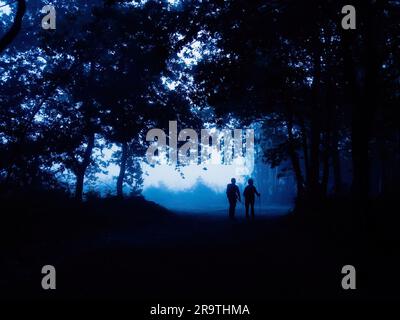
<box><xmin>117</xmin><ymin>142</ymin><xmax>128</xmax><ymax>198</ymax></box>
<box><xmin>75</xmin><ymin>169</ymin><xmax>85</xmax><ymax>202</ymax></box>
<box><xmin>331</xmin><ymin>127</ymin><xmax>342</xmax><ymax>194</ymax></box>
<box><xmin>309</xmin><ymin>37</ymin><xmax>322</xmax><ymax>195</ymax></box>
<box><xmin>286</xmin><ymin>109</ymin><xmax>305</xmax><ymax>197</ymax></box>
<box><xmin>340</xmin><ymin>1</ymin><xmax>385</xmax><ymax>229</ymax></box>
<box><xmin>321</xmin><ymin>131</ymin><xmax>330</xmax><ymax>195</ymax></box>
<box><xmin>321</xmin><ymin>70</ymin><xmax>335</xmax><ymax>196</ymax></box>
<box><xmin>341</xmin><ymin>26</ymin><xmax>360</xmax><ymax>198</ymax></box>
<box><xmin>289</xmin><ymin>146</ymin><xmax>305</xmax><ymax>198</ymax></box>
<box><xmin>74</xmin><ymin>133</ymin><xmax>95</xmax><ymax>201</ymax></box>
<box><xmin>299</xmin><ymin>118</ymin><xmax>310</xmax><ymax>186</ymax></box>
<box><xmin>350</xmin><ymin>1</ymin><xmax>384</xmax><ymax>202</ymax></box>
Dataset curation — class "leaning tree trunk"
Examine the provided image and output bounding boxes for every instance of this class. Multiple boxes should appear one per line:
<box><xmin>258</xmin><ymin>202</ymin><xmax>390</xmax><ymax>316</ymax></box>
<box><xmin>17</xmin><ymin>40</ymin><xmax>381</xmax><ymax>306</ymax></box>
<box><xmin>285</xmin><ymin>108</ymin><xmax>305</xmax><ymax>198</ymax></box>
<box><xmin>74</xmin><ymin>133</ymin><xmax>95</xmax><ymax>201</ymax></box>
<box><xmin>116</xmin><ymin>142</ymin><xmax>128</xmax><ymax>198</ymax></box>
<box><xmin>75</xmin><ymin>169</ymin><xmax>85</xmax><ymax>202</ymax></box>
<box><xmin>0</xmin><ymin>0</ymin><xmax>26</xmax><ymax>54</ymax></box>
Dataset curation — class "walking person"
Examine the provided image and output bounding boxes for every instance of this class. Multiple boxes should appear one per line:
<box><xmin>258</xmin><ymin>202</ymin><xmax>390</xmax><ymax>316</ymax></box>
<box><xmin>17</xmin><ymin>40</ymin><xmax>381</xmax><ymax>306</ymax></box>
<box><xmin>226</xmin><ymin>178</ymin><xmax>241</xmax><ymax>219</ymax></box>
<box><xmin>243</xmin><ymin>178</ymin><xmax>260</xmax><ymax>219</ymax></box>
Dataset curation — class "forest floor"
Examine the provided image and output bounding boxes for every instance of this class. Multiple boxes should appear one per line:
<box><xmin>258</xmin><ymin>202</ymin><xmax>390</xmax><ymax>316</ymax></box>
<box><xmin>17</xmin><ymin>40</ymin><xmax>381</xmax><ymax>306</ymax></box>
<box><xmin>2</xmin><ymin>198</ymin><xmax>400</xmax><ymax>301</ymax></box>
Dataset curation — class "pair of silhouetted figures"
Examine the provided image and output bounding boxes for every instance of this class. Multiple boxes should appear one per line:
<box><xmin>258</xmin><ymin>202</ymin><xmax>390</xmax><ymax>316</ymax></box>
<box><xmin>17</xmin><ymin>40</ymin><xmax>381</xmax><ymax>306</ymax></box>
<box><xmin>226</xmin><ymin>178</ymin><xmax>260</xmax><ymax>219</ymax></box>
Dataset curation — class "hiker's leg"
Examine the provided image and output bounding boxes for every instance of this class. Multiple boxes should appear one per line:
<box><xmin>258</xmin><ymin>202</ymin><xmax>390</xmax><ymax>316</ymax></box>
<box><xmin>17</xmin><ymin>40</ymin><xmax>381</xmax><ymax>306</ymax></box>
<box><xmin>245</xmin><ymin>200</ymin><xmax>250</xmax><ymax>218</ymax></box>
<box><xmin>251</xmin><ymin>201</ymin><xmax>255</xmax><ymax>219</ymax></box>
<box><xmin>229</xmin><ymin>199</ymin><xmax>236</xmax><ymax>219</ymax></box>
<box><xmin>228</xmin><ymin>199</ymin><xmax>233</xmax><ymax>218</ymax></box>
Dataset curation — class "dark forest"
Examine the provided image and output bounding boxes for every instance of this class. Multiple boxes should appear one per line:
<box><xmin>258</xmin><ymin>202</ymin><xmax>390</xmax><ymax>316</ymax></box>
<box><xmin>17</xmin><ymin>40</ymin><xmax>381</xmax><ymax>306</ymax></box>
<box><xmin>1</xmin><ymin>0</ymin><xmax>399</xmax><ymax>306</ymax></box>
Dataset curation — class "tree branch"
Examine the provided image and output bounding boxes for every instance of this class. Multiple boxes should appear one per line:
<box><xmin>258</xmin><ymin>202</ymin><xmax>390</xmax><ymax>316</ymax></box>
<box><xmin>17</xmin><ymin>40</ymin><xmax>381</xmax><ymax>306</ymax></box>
<box><xmin>0</xmin><ymin>0</ymin><xmax>26</xmax><ymax>54</ymax></box>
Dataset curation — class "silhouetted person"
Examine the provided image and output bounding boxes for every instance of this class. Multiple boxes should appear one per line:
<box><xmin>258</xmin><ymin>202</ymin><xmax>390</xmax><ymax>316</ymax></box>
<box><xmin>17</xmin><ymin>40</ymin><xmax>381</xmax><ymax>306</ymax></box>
<box><xmin>243</xmin><ymin>178</ymin><xmax>260</xmax><ymax>219</ymax></box>
<box><xmin>226</xmin><ymin>178</ymin><xmax>241</xmax><ymax>219</ymax></box>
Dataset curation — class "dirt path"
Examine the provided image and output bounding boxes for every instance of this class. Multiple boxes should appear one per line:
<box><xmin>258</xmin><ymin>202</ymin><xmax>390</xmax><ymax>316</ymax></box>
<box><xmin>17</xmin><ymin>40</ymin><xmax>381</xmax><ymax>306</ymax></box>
<box><xmin>5</xmin><ymin>208</ymin><xmax>392</xmax><ymax>300</ymax></box>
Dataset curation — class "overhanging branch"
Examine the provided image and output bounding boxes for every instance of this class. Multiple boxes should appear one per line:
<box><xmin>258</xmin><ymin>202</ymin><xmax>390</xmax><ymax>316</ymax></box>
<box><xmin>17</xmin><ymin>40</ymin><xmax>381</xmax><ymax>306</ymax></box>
<box><xmin>0</xmin><ymin>0</ymin><xmax>26</xmax><ymax>54</ymax></box>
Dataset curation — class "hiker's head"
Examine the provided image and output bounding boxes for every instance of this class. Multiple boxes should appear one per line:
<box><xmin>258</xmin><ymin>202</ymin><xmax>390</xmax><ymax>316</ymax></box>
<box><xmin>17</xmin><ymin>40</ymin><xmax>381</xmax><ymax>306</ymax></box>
<box><xmin>231</xmin><ymin>178</ymin><xmax>236</xmax><ymax>185</ymax></box>
<box><xmin>248</xmin><ymin>178</ymin><xmax>254</xmax><ymax>186</ymax></box>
